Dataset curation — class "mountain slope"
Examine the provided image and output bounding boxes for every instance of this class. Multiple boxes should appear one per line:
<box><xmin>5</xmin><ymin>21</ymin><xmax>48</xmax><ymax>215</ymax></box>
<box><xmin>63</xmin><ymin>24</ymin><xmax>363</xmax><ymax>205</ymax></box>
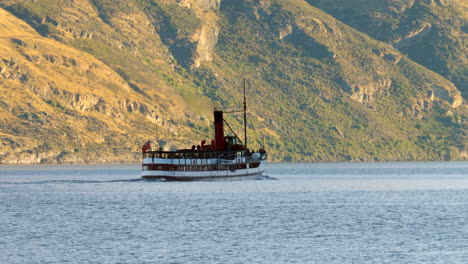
<box><xmin>0</xmin><ymin>7</ymin><xmax>200</xmax><ymax>163</ymax></box>
<box><xmin>199</xmin><ymin>0</ymin><xmax>466</xmax><ymax>161</ymax></box>
<box><xmin>306</xmin><ymin>0</ymin><xmax>467</xmax><ymax>99</ymax></box>
<box><xmin>0</xmin><ymin>0</ymin><xmax>466</xmax><ymax>163</ymax></box>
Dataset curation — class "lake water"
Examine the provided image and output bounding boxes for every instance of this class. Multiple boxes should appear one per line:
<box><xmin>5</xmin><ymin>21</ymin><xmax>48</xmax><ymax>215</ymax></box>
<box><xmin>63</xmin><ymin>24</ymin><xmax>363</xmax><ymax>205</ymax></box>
<box><xmin>1</xmin><ymin>162</ymin><xmax>467</xmax><ymax>263</ymax></box>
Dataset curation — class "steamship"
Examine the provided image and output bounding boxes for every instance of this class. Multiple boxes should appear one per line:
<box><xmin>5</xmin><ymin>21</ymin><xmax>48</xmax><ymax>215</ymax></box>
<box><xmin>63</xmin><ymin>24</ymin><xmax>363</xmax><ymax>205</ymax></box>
<box><xmin>141</xmin><ymin>82</ymin><xmax>267</xmax><ymax>181</ymax></box>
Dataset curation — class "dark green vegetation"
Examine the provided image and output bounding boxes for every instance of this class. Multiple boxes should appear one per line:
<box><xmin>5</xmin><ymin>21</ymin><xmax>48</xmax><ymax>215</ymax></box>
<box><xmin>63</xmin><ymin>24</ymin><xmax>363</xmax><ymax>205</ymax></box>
<box><xmin>0</xmin><ymin>0</ymin><xmax>466</xmax><ymax>163</ymax></box>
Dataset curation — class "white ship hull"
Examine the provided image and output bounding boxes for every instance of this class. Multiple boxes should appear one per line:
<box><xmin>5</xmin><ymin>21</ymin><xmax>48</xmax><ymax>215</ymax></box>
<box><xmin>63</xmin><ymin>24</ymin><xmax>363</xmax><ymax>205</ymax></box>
<box><xmin>141</xmin><ymin>155</ymin><xmax>267</xmax><ymax>181</ymax></box>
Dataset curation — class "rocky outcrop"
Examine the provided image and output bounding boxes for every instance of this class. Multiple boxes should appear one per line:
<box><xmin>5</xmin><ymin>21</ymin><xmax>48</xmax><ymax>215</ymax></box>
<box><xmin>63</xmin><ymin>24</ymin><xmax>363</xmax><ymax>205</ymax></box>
<box><xmin>387</xmin><ymin>0</ymin><xmax>416</xmax><ymax>13</ymax></box>
<box><xmin>172</xmin><ymin>0</ymin><xmax>221</xmax><ymax>68</ymax></box>
<box><xmin>192</xmin><ymin>21</ymin><xmax>220</xmax><ymax>68</ymax></box>
<box><xmin>372</xmin><ymin>49</ymin><xmax>403</xmax><ymax>65</ymax></box>
<box><xmin>431</xmin><ymin>84</ymin><xmax>463</xmax><ymax>108</ymax></box>
<box><xmin>349</xmin><ymin>78</ymin><xmax>393</xmax><ymax>106</ymax></box>
<box><xmin>176</xmin><ymin>0</ymin><xmax>221</xmax><ymax>11</ymax></box>
<box><xmin>278</xmin><ymin>24</ymin><xmax>293</xmax><ymax>40</ymax></box>
<box><xmin>423</xmin><ymin>0</ymin><xmax>446</xmax><ymax>6</ymax></box>
<box><xmin>404</xmin><ymin>83</ymin><xmax>463</xmax><ymax>118</ymax></box>
<box><xmin>394</xmin><ymin>22</ymin><xmax>432</xmax><ymax>47</ymax></box>
<box><xmin>0</xmin><ymin>57</ymin><xmax>29</xmax><ymax>83</ymax></box>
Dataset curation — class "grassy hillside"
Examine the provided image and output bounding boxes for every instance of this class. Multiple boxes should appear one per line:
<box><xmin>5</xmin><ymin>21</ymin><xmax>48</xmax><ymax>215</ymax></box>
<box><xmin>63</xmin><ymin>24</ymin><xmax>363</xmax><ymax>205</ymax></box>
<box><xmin>196</xmin><ymin>0</ymin><xmax>466</xmax><ymax>161</ymax></box>
<box><xmin>0</xmin><ymin>7</ymin><xmax>205</xmax><ymax>163</ymax></box>
<box><xmin>306</xmin><ymin>0</ymin><xmax>467</xmax><ymax>99</ymax></box>
<box><xmin>0</xmin><ymin>0</ymin><xmax>466</xmax><ymax>163</ymax></box>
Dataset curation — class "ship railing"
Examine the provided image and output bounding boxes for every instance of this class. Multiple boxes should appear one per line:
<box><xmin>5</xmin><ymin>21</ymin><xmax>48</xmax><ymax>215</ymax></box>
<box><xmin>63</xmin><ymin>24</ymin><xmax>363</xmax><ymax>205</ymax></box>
<box><xmin>143</xmin><ymin>150</ymin><xmax>250</xmax><ymax>164</ymax></box>
<box><xmin>143</xmin><ymin>149</ymin><xmax>266</xmax><ymax>165</ymax></box>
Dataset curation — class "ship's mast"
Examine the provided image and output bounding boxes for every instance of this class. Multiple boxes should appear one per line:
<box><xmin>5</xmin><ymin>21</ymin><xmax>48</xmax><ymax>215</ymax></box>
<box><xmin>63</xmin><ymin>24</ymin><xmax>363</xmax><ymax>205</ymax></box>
<box><xmin>243</xmin><ymin>79</ymin><xmax>247</xmax><ymax>148</ymax></box>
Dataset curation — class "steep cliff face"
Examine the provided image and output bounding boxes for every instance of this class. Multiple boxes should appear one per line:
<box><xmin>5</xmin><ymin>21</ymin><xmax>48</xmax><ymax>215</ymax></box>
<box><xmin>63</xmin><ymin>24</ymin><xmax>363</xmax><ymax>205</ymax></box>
<box><xmin>0</xmin><ymin>0</ymin><xmax>466</xmax><ymax>163</ymax></box>
<box><xmin>169</xmin><ymin>0</ymin><xmax>221</xmax><ymax>68</ymax></box>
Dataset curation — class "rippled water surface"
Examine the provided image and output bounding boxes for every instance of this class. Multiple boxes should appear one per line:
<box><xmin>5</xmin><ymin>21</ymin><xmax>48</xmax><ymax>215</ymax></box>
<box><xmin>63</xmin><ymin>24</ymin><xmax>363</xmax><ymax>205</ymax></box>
<box><xmin>1</xmin><ymin>162</ymin><xmax>468</xmax><ymax>263</ymax></box>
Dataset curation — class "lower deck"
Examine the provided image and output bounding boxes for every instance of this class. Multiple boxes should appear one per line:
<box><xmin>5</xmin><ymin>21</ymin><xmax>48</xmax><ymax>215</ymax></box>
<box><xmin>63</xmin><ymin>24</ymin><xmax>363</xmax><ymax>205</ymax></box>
<box><xmin>142</xmin><ymin>160</ymin><xmax>266</xmax><ymax>181</ymax></box>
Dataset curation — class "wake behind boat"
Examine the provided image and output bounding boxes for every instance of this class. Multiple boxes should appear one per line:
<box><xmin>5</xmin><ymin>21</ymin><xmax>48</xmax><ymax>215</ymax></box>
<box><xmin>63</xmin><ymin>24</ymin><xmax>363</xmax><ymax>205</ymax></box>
<box><xmin>141</xmin><ymin>81</ymin><xmax>267</xmax><ymax>181</ymax></box>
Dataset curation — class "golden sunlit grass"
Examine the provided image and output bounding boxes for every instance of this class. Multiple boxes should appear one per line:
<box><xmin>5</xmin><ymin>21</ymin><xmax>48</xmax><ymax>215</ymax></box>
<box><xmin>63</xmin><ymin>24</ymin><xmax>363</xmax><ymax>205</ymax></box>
<box><xmin>0</xmin><ymin>8</ymin><xmax>185</xmax><ymax>163</ymax></box>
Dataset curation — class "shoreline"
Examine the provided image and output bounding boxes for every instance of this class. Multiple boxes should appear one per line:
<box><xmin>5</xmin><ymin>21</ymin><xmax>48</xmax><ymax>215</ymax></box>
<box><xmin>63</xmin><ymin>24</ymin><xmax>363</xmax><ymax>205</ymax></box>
<box><xmin>1</xmin><ymin>160</ymin><xmax>467</xmax><ymax>167</ymax></box>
